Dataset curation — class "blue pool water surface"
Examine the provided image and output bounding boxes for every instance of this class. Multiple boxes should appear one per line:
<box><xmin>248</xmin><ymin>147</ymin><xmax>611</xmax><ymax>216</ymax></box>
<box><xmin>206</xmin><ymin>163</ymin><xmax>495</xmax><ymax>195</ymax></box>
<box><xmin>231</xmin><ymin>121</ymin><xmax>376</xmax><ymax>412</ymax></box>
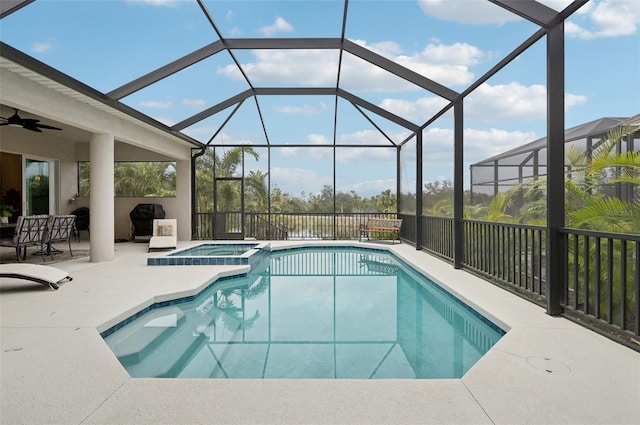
<box><xmin>103</xmin><ymin>247</ymin><xmax>504</xmax><ymax>379</ymax></box>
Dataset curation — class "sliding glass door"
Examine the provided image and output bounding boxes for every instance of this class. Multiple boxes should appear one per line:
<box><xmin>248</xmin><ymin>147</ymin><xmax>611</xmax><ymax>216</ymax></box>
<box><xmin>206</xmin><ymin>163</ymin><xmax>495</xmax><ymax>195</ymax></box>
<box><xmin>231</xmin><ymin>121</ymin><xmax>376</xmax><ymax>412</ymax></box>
<box><xmin>25</xmin><ymin>158</ymin><xmax>54</xmax><ymax>215</ymax></box>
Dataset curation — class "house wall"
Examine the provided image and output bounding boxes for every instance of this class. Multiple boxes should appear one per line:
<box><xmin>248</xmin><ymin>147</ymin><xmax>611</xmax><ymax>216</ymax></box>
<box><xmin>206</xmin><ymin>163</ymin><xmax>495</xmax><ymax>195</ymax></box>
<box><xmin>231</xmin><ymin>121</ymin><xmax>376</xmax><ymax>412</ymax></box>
<box><xmin>2</xmin><ymin>130</ymin><xmax>192</xmax><ymax>241</ymax></box>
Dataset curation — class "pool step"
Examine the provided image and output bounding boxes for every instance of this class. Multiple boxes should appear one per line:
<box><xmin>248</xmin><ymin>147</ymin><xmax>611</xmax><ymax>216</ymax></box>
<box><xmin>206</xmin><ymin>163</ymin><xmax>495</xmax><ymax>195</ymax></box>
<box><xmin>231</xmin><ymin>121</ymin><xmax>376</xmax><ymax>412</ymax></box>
<box><xmin>111</xmin><ymin>307</ymin><xmax>186</xmax><ymax>367</ymax></box>
<box><xmin>123</xmin><ymin>314</ymin><xmax>211</xmax><ymax>378</ymax></box>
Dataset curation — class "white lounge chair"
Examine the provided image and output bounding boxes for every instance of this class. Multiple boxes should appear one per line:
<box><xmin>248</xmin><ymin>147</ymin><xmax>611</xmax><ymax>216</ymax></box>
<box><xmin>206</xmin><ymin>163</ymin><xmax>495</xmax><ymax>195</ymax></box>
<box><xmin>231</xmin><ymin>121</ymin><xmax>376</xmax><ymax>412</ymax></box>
<box><xmin>148</xmin><ymin>219</ymin><xmax>177</xmax><ymax>252</ymax></box>
<box><xmin>0</xmin><ymin>263</ymin><xmax>72</xmax><ymax>290</ymax></box>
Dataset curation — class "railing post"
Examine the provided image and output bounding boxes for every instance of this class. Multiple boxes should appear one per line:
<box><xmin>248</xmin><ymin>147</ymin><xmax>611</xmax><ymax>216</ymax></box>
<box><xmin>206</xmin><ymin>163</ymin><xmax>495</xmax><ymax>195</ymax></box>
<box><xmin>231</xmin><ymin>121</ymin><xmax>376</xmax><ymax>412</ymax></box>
<box><xmin>453</xmin><ymin>99</ymin><xmax>464</xmax><ymax>269</ymax></box>
<box><xmin>545</xmin><ymin>22</ymin><xmax>565</xmax><ymax>315</ymax></box>
<box><xmin>413</xmin><ymin>138</ymin><xmax>423</xmax><ymax>250</ymax></box>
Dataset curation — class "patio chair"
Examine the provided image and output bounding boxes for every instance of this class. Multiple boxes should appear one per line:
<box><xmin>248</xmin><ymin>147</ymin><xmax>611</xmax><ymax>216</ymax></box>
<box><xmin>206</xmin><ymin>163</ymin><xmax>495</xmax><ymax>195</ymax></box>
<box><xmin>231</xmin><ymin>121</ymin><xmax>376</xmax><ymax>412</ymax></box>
<box><xmin>44</xmin><ymin>215</ymin><xmax>77</xmax><ymax>259</ymax></box>
<box><xmin>0</xmin><ymin>215</ymin><xmax>50</xmax><ymax>262</ymax></box>
<box><xmin>148</xmin><ymin>219</ymin><xmax>177</xmax><ymax>252</ymax></box>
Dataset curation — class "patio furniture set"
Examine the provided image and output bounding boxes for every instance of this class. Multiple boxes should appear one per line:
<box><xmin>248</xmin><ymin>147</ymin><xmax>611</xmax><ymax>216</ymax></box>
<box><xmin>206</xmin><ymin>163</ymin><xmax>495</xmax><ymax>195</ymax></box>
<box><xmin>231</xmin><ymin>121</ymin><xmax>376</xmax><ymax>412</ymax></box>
<box><xmin>0</xmin><ymin>214</ymin><xmax>77</xmax><ymax>262</ymax></box>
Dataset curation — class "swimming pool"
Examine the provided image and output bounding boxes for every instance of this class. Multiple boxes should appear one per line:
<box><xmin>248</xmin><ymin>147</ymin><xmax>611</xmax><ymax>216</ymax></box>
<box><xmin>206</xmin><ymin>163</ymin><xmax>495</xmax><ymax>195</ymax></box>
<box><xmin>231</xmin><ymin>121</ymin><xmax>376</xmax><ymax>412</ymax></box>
<box><xmin>104</xmin><ymin>246</ymin><xmax>504</xmax><ymax>379</ymax></box>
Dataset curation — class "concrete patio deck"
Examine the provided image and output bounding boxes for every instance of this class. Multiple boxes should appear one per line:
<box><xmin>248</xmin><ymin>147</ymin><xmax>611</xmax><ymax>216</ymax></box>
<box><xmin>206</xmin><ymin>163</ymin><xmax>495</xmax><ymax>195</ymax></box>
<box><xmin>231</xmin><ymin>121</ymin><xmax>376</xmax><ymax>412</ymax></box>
<box><xmin>1</xmin><ymin>240</ymin><xmax>638</xmax><ymax>425</ymax></box>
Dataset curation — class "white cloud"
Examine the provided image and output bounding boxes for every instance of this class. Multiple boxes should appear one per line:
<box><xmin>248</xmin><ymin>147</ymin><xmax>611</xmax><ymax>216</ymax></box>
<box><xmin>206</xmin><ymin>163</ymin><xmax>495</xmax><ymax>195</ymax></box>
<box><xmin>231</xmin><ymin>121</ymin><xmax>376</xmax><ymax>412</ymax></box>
<box><xmin>307</xmin><ymin>134</ymin><xmax>331</xmax><ymax>145</ymax></box>
<box><xmin>258</xmin><ymin>17</ymin><xmax>294</xmax><ymax>37</ymax></box>
<box><xmin>219</xmin><ymin>39</ymin><xmax>484</xmax><ymax>92</ymax></box>
<box><xmin>138</xmin><ymin>100</ymin><xmax>173</xmax><ymax>109</ymax></box>
<box><xmin>275</xmin><ymin>104</ymin><xmax>324</xmax><ymax>116</ymax></box>
<box><xmin>566</xmin><ymin>0</ymin><xmax>640</xmax><ymax>39</ymax></box>
<box><xmin>461</xmin><ymin>127</ymin><xmax>538</xmax><ymax>164</ymax></box>
<box><xmin>464</xmin><ymin>83</ymin><xmax>586</xmax><ymax>121</ymax></box>
<box><xmin>337</xmin><ymin>129</ymin><xmax>410</xmax><ymax>146</ymax></box>
<box><xmin>378</xmin><ymin>96</ymin><xmax>450</xmax><ymax>123</ymax></box>
<box><xmin>377</xmin><ymin>82</ymin><xmax>586</xmax><ymax>125</ymax></box>
<box><xmin>408</xmin><ymin>126</ymin><xmax>539</xmax><ymax>172</ymax></box>
<box><xmin>271</xmin><ymin>167</ymin><xmax>331</xmax><ymax>195</ymax></box>
<box><xmin>32</xmin><ymin>40</ymin><xmax>55</xmax><ymax>54</ymax></box>
<box><xmin>218</xmin><ymin>49</ymin><xmax>339</xmax><ymax>86</ymax></box>
<box><xmin>183</xmin><ymin>99</ymin><xmax>205</xmax><ymax>108</ymax></box>
<box><xmin>349</xmin><ymin>178</ymin><xmax>396</xmax><ymax>196</ymax></box>
<box><xmin>417</xmin><ymin>0</ymin><xmax>520</xmax><ymax>25</ymax></box>
<box><xmin>395</xmin><ymin>44</ymin><xmax>479</xmax><ymax>86</ymax></box>
<box><xmin>273</xmin><ymin>130</ymin><xmax>399</xmax><ymax>164</ymax></box>
<box><xmin>345</xmin><ymin>39</ymin><xmax>480</xmax><ymax>89</ymax></box>
<box><xmin>418</xmin><ymin>42</ymin><xmax>483</xmax><ymax>66</ymax></box>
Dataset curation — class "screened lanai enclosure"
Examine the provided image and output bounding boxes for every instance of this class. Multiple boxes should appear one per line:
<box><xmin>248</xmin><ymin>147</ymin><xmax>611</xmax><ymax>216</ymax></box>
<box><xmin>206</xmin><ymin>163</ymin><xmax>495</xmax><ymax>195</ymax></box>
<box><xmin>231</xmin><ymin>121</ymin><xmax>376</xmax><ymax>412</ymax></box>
<box><xmin>471</xmin><ymin>115</ymin><xmax>640</xmax><ymax>202</ymax></box>
<box><xmin>1</xmin><ymin>0</ymin><xmax>638</xmax><ymax>348</ymax></box>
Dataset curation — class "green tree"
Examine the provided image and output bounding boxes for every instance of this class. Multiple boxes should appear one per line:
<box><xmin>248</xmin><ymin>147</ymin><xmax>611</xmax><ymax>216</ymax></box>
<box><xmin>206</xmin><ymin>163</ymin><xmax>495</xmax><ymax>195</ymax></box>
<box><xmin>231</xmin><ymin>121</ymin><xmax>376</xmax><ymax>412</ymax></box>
<box><xmin>308</xmin><ymin>185</ymin><xmax>334</xmax><ymax>213</ymax></box>
<box><xmin>195</xmin><ymin>147</ymin><xmax>261</xmax><ymax>213</ymax></box>
<box><xmin>373</xmin><ymin>189</ymin><xmax>396</xmax><ymax>213</ymax></box>
<box><xmin>113</xmin><ymin>162</ymin><xmax>176</xmax><ymax>197</ymax></box>
<box><xmin>565</xmin><ymin>125</ymin><xmax>640</xmax><ymax>233</ymax></box>
<box><xmin>245</xmin><ymin>170</ymin><xmax>269</xmax><ymax>213</ymax></box>
<box><xmin>79</xmin><ymin>161</ymin><xmax>176</xmax><ymax>197</ymax></box>
<box><xmin>423</xmin><ymin>180</ymin><xmax>453</xmax><ymax>216</ymax></box>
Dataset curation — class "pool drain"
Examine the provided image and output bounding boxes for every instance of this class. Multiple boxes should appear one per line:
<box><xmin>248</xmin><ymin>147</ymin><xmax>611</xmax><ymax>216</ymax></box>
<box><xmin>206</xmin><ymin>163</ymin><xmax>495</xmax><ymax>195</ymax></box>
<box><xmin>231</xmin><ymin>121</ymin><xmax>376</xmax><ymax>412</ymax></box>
<box><xmin>526</xmin><ymin>356</ymin><xmax>571</xmax><ymax>375</ymax></box>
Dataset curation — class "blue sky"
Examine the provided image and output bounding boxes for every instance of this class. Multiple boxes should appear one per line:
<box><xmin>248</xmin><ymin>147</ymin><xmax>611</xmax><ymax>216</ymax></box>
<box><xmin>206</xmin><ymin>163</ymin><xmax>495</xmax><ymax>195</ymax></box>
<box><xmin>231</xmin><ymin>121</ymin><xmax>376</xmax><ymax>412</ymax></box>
<box><xmin>1</xmin><ymin>0</ymin><xmax>638</xmax><ymax>197</ymax></box>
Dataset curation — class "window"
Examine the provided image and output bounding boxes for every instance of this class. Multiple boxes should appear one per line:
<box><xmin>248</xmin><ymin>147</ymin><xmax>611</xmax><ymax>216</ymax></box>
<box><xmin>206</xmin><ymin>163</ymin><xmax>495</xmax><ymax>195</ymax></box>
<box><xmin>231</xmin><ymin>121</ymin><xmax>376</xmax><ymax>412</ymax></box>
<box><xmin>78</xmin><ymin>161</ymin><xmax>176</xmax><ymax>197</ymax></box>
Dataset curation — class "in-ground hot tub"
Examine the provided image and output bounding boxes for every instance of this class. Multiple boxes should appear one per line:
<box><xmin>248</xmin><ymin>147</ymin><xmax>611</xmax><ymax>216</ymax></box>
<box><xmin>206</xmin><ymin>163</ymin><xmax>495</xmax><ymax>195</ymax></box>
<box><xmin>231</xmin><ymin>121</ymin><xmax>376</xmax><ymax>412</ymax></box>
<box><xmin>147</xmin><ymin>242</ymin><xmax>270</xmax><ymax>267</ymax></box>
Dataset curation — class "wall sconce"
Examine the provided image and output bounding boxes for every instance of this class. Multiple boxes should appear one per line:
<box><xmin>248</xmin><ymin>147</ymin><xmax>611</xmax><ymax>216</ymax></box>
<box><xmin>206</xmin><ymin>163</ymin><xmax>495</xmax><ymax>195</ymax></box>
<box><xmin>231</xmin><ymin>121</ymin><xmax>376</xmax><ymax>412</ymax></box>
<box><xmin>69</xmin><ymin>193</ymin><xmax>80</xmax><ymax>204</ymax></box>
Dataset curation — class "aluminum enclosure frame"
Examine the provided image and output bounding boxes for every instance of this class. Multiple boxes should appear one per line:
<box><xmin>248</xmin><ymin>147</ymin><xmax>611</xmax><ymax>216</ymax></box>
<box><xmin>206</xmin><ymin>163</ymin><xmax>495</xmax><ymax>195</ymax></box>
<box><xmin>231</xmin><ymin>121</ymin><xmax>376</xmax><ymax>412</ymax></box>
<box><xmin>0</xmin><ymin>0</ymin><xmax>593</xmax><ymax>316</ymax></box>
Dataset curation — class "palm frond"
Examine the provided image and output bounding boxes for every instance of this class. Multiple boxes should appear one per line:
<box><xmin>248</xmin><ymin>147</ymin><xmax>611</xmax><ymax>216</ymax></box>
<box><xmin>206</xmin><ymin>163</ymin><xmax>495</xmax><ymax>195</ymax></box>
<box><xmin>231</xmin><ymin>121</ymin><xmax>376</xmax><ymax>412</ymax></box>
<box><xmin>570</xmin><ymin>196</ymin><xmax>640</xmax><ymax>231</ymax></box>
<box><xmin>565</xmin><ymin>145</ymin><xmax>587</xmax><ymax>171</ymax></box>
<box><xmin>565</xmin><ymin>179</ymin><xmax>591</xmax><ymax>202</ymax></box>
<box><xmin>589</xmin><ymin>151</ymin><xmax>640</xmax><ymax>176</ymax></box>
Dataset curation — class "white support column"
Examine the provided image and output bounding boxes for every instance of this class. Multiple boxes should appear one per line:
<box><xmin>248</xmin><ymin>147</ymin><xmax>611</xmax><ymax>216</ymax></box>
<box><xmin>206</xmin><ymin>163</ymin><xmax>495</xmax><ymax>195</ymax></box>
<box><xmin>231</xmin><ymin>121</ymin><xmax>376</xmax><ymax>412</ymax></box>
<box><xmin>175</xmin><ymin>159</ymin><xmax>191</xmax><ymax>241</ymax></box>
<box><xmin>89</xmin><ymin>133</ymin><xmax>115</xmax><ymax>262</ymax></box>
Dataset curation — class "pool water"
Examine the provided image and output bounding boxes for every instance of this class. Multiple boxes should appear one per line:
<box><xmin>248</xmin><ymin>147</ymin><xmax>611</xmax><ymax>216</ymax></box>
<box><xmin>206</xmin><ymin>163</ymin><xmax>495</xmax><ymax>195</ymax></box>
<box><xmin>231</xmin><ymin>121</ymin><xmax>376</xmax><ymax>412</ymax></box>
<box><xmin>103</xmin><ymin>247</ymin><xmax>504</xmax><ymax>379</ymax></box>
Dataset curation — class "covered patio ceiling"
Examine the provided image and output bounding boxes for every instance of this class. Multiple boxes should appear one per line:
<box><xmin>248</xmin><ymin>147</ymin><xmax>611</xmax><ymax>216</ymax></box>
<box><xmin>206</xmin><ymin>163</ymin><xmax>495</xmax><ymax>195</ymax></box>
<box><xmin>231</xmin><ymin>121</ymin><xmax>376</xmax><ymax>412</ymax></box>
<box><xmin>1</xmin><ymin>0</ymin><xmax>588</xmax><ymax>150</ymax></box>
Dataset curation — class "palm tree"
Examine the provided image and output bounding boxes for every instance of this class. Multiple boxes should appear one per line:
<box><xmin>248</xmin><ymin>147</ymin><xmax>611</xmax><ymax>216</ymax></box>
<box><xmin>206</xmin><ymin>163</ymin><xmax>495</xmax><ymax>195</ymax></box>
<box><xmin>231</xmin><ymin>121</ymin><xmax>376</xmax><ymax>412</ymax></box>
<box><xmin>245</xmin><ymin>170</ymin><xmax>269</xmax><ymax>213</ymax></box>
<box><xmin>195</xmin><ymin>147</ymin><xmax>262</xmax><ymax>212</ymax></box>
<box><xmin>113</xmin><ymin>162</ymin><xmax>176</xmax><ymax>197</ymax></box>
<box><xmin>566</xmin><ymin>125</ymin><xmax>640</xmax><ymax>233</ymax></box>
<box><xmin>561</xmin><ymin>125</ymin><xmax>639</xmax><ymax>328</ymax></box>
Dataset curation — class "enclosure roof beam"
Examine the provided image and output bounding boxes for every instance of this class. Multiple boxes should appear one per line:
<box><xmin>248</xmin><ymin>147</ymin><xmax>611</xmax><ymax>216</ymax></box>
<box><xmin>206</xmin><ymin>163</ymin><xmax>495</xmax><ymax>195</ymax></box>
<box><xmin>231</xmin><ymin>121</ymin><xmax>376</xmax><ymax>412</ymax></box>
<box><xmin>338</xmin><ymin>89</ymin><xmax>420</xmax><ymax>132</ymax></box>
<box><xmin>107</xmin><ymin>41</ymin><xmax>225</xmax><ymax>100</ymax></box>
<box><xmin>490</xmin><ymin>0</ymin><xmax>558</xmax><ymax>28</ymax></box>
<box><xmin>171</xmin><ymin>89</ymin><xmax>253</xmax><ymax>131</ymax></box>
<box><xmin>342</xmin><ymin>39</ymin><xmax>458</xmax><ymax>101</ymax></box>
<box><xmin>176</xmin><ymin>86</ymin><xmax>419</xmax><ymax>133</ymax></box>
<box><xmin>224</xmin><ymin>38</ymin><xmax>343</xmax><ymax>50</ymax></box>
